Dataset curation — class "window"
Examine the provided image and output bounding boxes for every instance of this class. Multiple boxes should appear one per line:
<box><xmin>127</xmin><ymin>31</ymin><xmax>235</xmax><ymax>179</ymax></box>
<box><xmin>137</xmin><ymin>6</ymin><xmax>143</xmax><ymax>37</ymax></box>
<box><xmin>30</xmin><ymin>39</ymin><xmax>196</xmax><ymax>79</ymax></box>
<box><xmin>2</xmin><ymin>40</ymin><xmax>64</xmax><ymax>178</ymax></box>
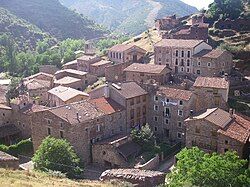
<box><xmin>181</xmin><ymin>67</ymin><xmax>184</xmax><ymax>72</ymax></box>
<box><xmin>178</xmin><ymin>110</ymin><xmax>183</xmax><ymax>116</ymax></box>
<box><xmin>165</xmin><ymin>107</ymin><xmax>170</xmax><ymax>116</ymax></box>
<box><xmin>195</xmin><ymin>126</ymin><xmax>200</xmax><ymax>133</ymax></box>
<box><xmin>142</xmin><ymin>105</ymin><xmax>146</xmax><ymax>115</ymax></box>
<box><xmin>97</xmin><ymin>124</ymin><xmax>101</xmax><ymax>132</ymax></box>
<box><xmin>225</xmin><ymin>140</ymin><xmax>228</xmax><ymax>144</ymax></box>
<box><xmin>165</xmin><ymin>118</ymin><xmax>169</xmax><ymax>124</ymax></box>
<box><xmin>154</xmin><ymin>96</ymin><xmax>159</xmax><ymax>101</ymax></box>
<box><xmin>181</xmin><ymin>50</ymin><xmax>184</xmax><ymax>57</ymax></box>
<box><xmin>60</xmin><ymin>130</ymin><xmax>64</xmax><ymax>138</ymax></box>
<box><xmin>47</xmin><ymin>127</ymin><xmax>51</xmax><ymax>135</ymax></box>
<box><xmin>17</xmin><ymin>121</ymin><xmax>21</xmax><ymax>126</ymax></box>
<box><xmin>2</xmin><ymin>113</ymin><xmax>5</xmax><ymax>116</ymax></box>
<box><xmin>136</xmin><ymin>107</ymin><xmax>141</xmax><ymax>117</ymax></box>
<box><xmin>177</xmin><ymin>132</ymin><xmax>182</xmax><ymax>139</ymax></box>
<box><xmin>222</xmin><ymin>62</ymin><xmax>225</xmax><ymax>67</ymax></box>
<box><xmin>175</xmin><ymin>59</ymin><xmax>178</xmax><ymax>65</ymax></box>
<box><xmin>154</xmin><ymin>116</ymin><xmax>158</xmax><ymax>122</ymax></box>
<box><xmin>158</xmin><ymin>58</ymin><xmax>161</xmax><ymax>62</ymax></box>
<box><xmin>142</xmin><ymin>95</ymin><xmax>146</xmax><ymax>102</ymax></box>
<box><xmin>166</xmin><ymin>98</ymin><xmax>170</xmax><ymax>103</ymax></box>
<box><xmin>130</xmin><ymin>99</ymin><xmax>134</xmax><ymax>106</ymax></box>
<box><xmin>187</xmin><ymin>51</ymin><xmax>191</xmax><ymax>58</ymax></box>
<box><xmin>130</xmin><ymin>109</ymin><xmax>135</xmax><ymax>119</ymax></box>
<box><xmin>187</xmin><ymin>68</ymin><xmax>190</xmax><ymax>73</ymax></box>
<box><xmin>179</xmin><ymin>100</ymin><xmax>183</xmax><ymax>106</ymax></box>
<box><xmin>47</xmin><ymin>119</ymin><xmax>51</xmax><ymax>125</ymax></box>
<box><xmin>164</xmin><ymin>129</ymin><xmax>170</xmax><ymax>138</ymax></box>
<box><xmin>60</xmin><ymin>122</ymin><xmax>63</xmax><ymax>128</ymax></box>
<box><xmin>224</xmin><ymin>148</ymin><xmax>228</xmax><ymax>153</ymax></box>
<box><xmin>198</xmin><ymin>61</ymin><xmax>201</xmax><ymax>66</ymax></box>
<box><xmin>154</xmin><ymin>127</ymin><xmax>158</xmax><ymax>132</ymax></box>
<box><xmin>207</xmin><ymin>62</ymin><xmax>211</xmax><ymax>67</ymax></box>
<box><xmin>154</xmin><ymin>105</ymin><xmax>159</xmax><ymax>111</ymax></box>
<box><xmin>136</xmin><ymin>97</ymin><xmax>140</xmax><ymax>104</ymax></box>
<box><xmin>119</xmin><ymin>53</ymin><xmax>122</xmax><ymax>59</ymax></box>
<box><xmin>181</xmin><ymin>59</ymin><xmax>184</xmax><ymax>66</ymax></box>
<box><xmin>178</xmin><ymin>121</ymin><xmax>182</xmax><ymax>128</ymax></box>
<box><xmin>197</xmin><ymin>70</ymin><xmax>201</xmax><ymax>74</ymax></box>
<box><xmin>187</xmin><ymin>59</ymin><xmax>190</xmax><ymax>66</ymax></box>
<box><xmin>140</xmin><ymin>73</ymin><xmax>144</xmax><ymax>77</ymax></box>
<box><xmin>175</xmin><ymin>50</ymin><xmax>179</xmax><ymax>57</ymax></box>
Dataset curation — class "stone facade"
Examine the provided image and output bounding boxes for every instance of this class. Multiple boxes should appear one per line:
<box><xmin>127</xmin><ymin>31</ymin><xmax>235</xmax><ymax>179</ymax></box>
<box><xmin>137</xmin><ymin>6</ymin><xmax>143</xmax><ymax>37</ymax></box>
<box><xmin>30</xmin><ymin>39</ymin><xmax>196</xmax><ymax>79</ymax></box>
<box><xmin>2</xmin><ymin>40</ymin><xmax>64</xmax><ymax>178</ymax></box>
<box><xmin>90</xmin><ymin>60</ymin><xmax>112</xmax><ymax>77</ymax></box>
<box><xmin>185</xmin><ymin>108</ymin><xmax>250</xmax><ymax>158</ymax></box>
<box><xmin>77</xmin><ymin>54</ymin><xmax>102</xmax><ymax>72</ymax></box>
<box><xmin>214</xmin><ymin>18</ymin><xmax>250</xmax><ymax>31</ymax></box>
<box><xmin>123</xmin><ymin>63</ymin><xmax>171</xmax><ymax>85</ymax></box>
<box><xmin>105</xmin><ymin>62</ymin><xmax>131</xmax><ymax>83</ymax></box>
<box><xmin>108</xmin><ymin>44</ymin><xmax>146</xmax><ymax>64</ymax></box>
<box><xmin>155</xmin><ymin>15</ymin><xmax>181</xmax><ymax>31</ymax></box>
<box><xmin>154</xmin><ymin>39</ymin><xmax>212</xmax><ymax>75</ymax></box>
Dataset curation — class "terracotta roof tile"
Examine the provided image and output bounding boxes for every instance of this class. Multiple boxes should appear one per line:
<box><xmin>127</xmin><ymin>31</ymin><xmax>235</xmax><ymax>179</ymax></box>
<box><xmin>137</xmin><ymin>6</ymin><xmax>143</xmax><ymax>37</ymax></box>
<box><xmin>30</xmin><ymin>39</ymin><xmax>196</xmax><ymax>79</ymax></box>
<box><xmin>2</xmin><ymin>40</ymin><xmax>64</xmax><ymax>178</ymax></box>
<box><xmin>0</xmin><ymin>151</ymin><xmax>18</xmax><ymax>161</ymax></box>
<box><xmin>155</xmin><ymin>39</ymin><xmax>204</xmax><ymax>48</ymax></box>
<box><xmin>90</xmin><ymin>97</ymin><xmax>124</xmax><ymax>114</ymax></box>
<box><xmin>218</xmin><ymin>114</ymin><xmax>250</xmax><ymax>143</ymax></box>
<box><xmin>54</xmin><ymin>76</ymin><xmax>81</xmax><ymax>85</ymax></box>
<box><xmin>112</xmin><ymin>82</ymin><xmax>147</xmax><ymax>99</ymax></box>
<box><xmin>24</xmin><ymin>72</ymin><xmax>53</xmax><ymax>80</ymax></box>
<box><xmin>24</xmin><ymin>79</ymin><xmax>51</xmax><ymax>90</ymax></box>
<box><xmin>194</xmin><ymin>77</ymin><xmax>229</xmax><ymax>89</ymax></box>
<box><xmin>55</xmin><ymin>69</ymin><xmax>88</xmax><ymax>76</ymax></box>
<box><xmin>91</xmin><ymin>60</ymin><xmax>112</xmax><ymax>67</ymax></box>
<box><xmin>77</xmin><ymin>54</ymin><xmax>98</xmax><ymax>61</ymax></box>
<box><xmin>193</xmin><ymin>49</ymin><xmax>225</xmax><ymax>58</ymax></box>
<box><xmin>109</xmin><ymin>44</ymin><xmax>135</xmax><ymax>52</ymax></box>
<box><xmin>124</xmin><ymin>63</ymin><xmax>171</xmax><ymax>74</ymax></box>
<box><xmin>157</xmin><ymin>87</ymin><xmax>193</xmax><ymax>101</ymax></box>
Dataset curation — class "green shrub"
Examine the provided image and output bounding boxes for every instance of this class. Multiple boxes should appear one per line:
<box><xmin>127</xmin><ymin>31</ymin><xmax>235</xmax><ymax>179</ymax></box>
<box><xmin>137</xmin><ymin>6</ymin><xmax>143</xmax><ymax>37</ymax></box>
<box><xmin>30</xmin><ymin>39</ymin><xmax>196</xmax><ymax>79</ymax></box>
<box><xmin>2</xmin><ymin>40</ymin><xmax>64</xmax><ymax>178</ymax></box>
<box><xmin>0</xmin><ymin>139</ymin><xmax>33</xmax><ymax>156</ymax></box>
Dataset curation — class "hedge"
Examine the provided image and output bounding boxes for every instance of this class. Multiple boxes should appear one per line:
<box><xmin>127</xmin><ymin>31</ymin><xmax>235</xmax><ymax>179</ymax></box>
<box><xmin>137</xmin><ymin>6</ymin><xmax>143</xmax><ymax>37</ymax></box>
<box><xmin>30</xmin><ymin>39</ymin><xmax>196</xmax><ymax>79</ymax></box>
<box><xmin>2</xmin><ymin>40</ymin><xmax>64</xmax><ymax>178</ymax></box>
<box><xmin>0</xmin><ymin>139</ymin><xmax>33</xmax><ymax>157</ymax></box>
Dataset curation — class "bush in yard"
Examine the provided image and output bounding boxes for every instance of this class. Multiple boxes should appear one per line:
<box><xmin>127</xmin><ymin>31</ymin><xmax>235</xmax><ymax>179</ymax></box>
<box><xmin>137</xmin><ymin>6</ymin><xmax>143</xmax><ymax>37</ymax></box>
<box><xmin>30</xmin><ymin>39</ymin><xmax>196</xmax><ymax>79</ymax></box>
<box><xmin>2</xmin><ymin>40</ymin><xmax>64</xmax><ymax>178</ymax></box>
<box><xmin>32</xmin><ymin>136</ymin><xmax>82</xmax><ymax>178</ymax></box>
<box><xmin>0</xmin><ymin>139</ymin><xmax>33</xmax><ymax>156</ymax></box>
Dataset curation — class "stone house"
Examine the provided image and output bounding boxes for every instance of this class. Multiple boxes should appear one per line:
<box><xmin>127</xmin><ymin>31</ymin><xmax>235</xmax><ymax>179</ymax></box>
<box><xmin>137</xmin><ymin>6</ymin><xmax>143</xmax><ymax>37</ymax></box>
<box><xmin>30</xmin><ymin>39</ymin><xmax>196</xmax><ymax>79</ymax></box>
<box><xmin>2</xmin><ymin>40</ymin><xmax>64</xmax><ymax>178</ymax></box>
<box><xmin>214</xmin><ymin>18</ymin><xmax>250</xmax><ymax>32</ymax></box>
<box><xmin>54</xmin><ymin>69</ymin><xmax>97</xmax><ymax>90</ymax></box>
<box><xmin>89</xmin><ymin>82</ymin><xmax>148</xmax><ymax>132</ymax></box>
<box><xmin>31</xmin><ymin>98</ymin><xmax>126</xmax><ymax>164</ymax></box>
<box><xmin>155</xmin><ymin>15</ymin><xmax>181</xmax><ymax>31</ymax></box>
<box><xmin>193</xmin><ymin>77</ymin><xmax>229</xmax><ymax>111</ymax></box>
<box><xmin>149</xmin><ymin>87</ymin><xmax>195</xmax><ymax>144</ymax></box>
<box><xmin>185</xmin><ymin>108</ymin><xmax>250</xmax><ymax>158</ymax></box>
<box><xmin>0</xmin><ymin>151</ymin><xmax>19</xmax><ymax>169</ymax></box>
<box><xmin>105</xmin><ymin>62</ymin><xmax>132</xmax><ymax>83</ymax></box>
<box><xmin>154</xmin><ymin>39</ymin><xmax>212</xmax><ymax>75</ymax></box>
<box><xmin>192</xmin><ymin>49</ymin><xmax>233</xmax><ymax>77</ymax></box>
<box><xmin>90</xmin><ymin>60</ymin><xmax>112</xmax><ymax>77</ymax></box>
<box><xmin>24</xmin><ymin>72</ymin><xmax>54</xmax><ymax>82</ymax></box>
<box><xmin>62</xmin><ymin>60</ymin><xmax>78</xmax><ymax>70</ymax></box>
<box><xmin>108</xmin><ymin>44</ymin><xmax>146</xmax><ymax>64</ymax></box>
<box><xmin>23</xmin><ymin>78</ymin><xmax>52</xmax><ymax>105</ymax></box>
<box><xmin>39</xmin><ymin>65</ymin><xmax>59</xmax><ymax>75</ymax></box>
<box><xmin>77</xmin><ymin>54</ymin><xmax>102</xmax><ymax>72</ymax></box>
<box><xmin>92</xmin><ymin>135</ymin><xmax>141</xmax><ymax>168</ymax></box>
<box><xmin>48</xmin><ymin>86</ymin><xmax>89</xmax><ymax>107</ymax></box>
<box><xmin>123</xmin><ymin>63</ymin><xmax>171</xmax><ymax>85</ymax></box>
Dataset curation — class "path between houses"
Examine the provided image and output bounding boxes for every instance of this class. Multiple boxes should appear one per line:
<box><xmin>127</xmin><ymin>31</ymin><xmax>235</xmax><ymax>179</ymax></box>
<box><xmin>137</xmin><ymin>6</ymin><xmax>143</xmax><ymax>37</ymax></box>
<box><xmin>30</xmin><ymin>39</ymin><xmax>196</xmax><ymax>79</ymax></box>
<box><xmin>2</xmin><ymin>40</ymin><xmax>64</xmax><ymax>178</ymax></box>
<box><xmin>145</xmin><ymin>0</ymin><xmax>163</xmax><ymax>28</ymax></box>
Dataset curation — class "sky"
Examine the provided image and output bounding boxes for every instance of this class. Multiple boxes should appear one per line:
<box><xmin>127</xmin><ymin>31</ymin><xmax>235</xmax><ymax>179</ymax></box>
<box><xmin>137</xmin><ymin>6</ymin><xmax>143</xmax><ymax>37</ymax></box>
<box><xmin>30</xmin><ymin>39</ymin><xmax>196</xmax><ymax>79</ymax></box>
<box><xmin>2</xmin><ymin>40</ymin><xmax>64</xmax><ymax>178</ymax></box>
<box><xmin>181</xmin><ymin>0</ymin><xmax>214</xmax><ymax>10</ymax></box>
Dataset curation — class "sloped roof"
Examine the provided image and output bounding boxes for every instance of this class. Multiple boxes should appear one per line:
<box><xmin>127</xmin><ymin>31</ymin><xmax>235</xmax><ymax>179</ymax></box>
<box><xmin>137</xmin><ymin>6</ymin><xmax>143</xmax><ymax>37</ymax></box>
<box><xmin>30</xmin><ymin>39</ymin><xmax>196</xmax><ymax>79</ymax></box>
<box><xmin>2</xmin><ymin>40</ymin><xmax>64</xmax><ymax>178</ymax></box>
<box><xmin>117</xmin><ymin>141</ymin><xmax>141</xmax><ymax>159</ymax></box>
<box><xmin>112</xmin><ymin>82</ymin><xmax>147</xmax><ymax>99</ymax></box>
<box><xmin>77</xmin><ymin>54</ymin><xmax>98</xmax><ymax>61</ymax></box>
<box><xmin>218</xmin><ymin>114</ymin><xmax>250</xmax><ymax>143</ymax></box>
<box><xmin>91</xmin><ymin>60</ymin><xmax>112</xmax><ymax>67</ymax></box>
<box><xmin>24</xmin><ymin>72</ymin><xmax>53</xmax><ymax>80</ymax></box>
<box><xmin>109</xmin><ymin>44</ymin><xmax>135</xmax><ymax>52</ymax></box>
<box><xmin>48</xmin><ymin>100</ymin><xmax>105</xmax><ymax>125</ymax></box>
<box><xmin>155</xmin><ymin>39</ymin><xmax>204</xmax><ymax>48</ymax></box>
<box><xmin>123</xmin><ymin>63</ymin><xmax>170</xmax><ymax>74</ymax></box>
<box><xmin>194</xmin><ymin>77</ymin><xmax>229</xmax><ymax>89</ymax></box>
<box><xmin>0</xmin><ymin>151</ymin><xmax>18</xmax><ymax>161</ymax></box>
<box><xmin>193</xmin><ymin>49</ymin><xmax>225</xmax><ymax>58</ymax></box>
<box><xmin>90</xmin><ymin>97</ymin><xmax>124</xmax><ymax>115</ymax></box>
<box><xmin>54</xmin><ymin>76</ymin><xmax>81</xmax><ymax>85</ymax></box>
<box><xmin>0</xmin><ymin>104</ymin><xmax>12</xmax><ymax>110</ymax></box>
<box><xmin>157</xmin><ymin>87</ymin><xmax>193</xmax><ymax>101</ymax></box>
<box><xmin>55</xmin><ymin>69</ymin><xmax>88</xmax><ymax>76</ymax></box>
<box><xmin>48</xmin><ymin>86</ymin><xmax>89</xmax><ymax>102</ymax></box>
<box><xmin>24</xmin><ymin>79</ymin><xmax>51</xmax><ymax>90</ymax></box>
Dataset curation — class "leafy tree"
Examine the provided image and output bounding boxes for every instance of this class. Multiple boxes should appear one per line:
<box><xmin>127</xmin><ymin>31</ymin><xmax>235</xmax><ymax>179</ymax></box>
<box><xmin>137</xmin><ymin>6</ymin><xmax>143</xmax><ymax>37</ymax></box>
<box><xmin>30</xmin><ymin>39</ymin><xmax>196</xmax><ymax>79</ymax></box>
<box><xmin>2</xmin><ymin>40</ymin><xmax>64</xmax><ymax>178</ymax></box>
<box><xmin>131</xmin><ymin>124</ymin><xmax>155</xmax><ymax>151</ymax></box>
<box><xmin>167</xmin><ymin>147</ymin><xmax>250</xmax><ymax>187</ymax></box>
<box><xmin>206</xmin><ymin>0</ymin><xmax>244</xmax><ymax>20</ymax></box>
<box><xmin>5</xmin><ymin>77</ymin><xmax>22</xmax><ymax>102</ymax></box>
<box><xmin>32</xmin><ymin>137</ymin><xmax>82</xmax><ymax>178</ymax></box>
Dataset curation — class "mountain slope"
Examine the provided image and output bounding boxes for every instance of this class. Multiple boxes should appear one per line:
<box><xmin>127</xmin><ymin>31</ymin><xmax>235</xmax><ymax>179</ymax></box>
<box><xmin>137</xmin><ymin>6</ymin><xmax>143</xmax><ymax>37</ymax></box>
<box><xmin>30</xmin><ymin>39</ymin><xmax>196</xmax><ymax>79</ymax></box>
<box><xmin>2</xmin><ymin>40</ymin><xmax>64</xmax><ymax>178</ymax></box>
<box><xmin>60</xmin><ymin>0</ymin><xmax>198</xmax><ymax>34</ymax></box>
<box><xmin>0</xmin><ymin>7</ymin><xmax>55</xmax><ymax>51</ymax></box>
<box><xmin>0</xmin><ymin>0</ymin><xmax>107</xmax><ymax>40</ymax></box>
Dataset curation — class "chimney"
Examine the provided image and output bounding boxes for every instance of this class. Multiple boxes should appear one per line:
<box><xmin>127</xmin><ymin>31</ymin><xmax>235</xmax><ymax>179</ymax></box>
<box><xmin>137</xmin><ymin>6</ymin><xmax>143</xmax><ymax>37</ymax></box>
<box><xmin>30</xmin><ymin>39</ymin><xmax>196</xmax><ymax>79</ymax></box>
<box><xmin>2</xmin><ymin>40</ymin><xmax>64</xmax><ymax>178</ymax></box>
<box><xmin>104</xmin><ymin>83</ymin><xmax>110</xmax><ymax>98</ymax></box>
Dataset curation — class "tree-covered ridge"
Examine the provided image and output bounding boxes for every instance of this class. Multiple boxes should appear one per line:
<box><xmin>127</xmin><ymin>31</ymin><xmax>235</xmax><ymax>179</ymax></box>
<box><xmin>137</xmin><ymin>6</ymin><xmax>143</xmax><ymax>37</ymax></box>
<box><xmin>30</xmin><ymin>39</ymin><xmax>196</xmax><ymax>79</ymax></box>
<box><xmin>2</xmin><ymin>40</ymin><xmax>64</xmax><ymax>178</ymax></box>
<box><xmin>59</xmin><ymin>0</ymin><xmax>198</xmax><ymax>35</ymax></box>
<box><xmin>0</xmin><ymin>0</ymin><xmax>108</xmax><ymax>40</ymax></box>
<box><xmin>0</xmin><ymin>7</ymin><xmax>56</xmax><ymax>51</ymax></box>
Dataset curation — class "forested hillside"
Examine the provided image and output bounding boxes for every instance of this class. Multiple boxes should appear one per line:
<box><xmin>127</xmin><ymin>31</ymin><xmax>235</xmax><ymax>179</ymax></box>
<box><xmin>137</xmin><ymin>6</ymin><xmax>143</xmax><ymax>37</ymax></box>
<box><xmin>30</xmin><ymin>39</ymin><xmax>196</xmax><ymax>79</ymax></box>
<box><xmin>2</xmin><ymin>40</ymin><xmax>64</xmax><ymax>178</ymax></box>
<box><xmin>0</xmin><ymin>7</ymin><xmax>56</xmax><ymax>51</ymax></box>
<box><xmin>0</xmin><ymin>0</ymin><xmax>107</xmax><ymax>40</ymax></box>
<box><xmin>59</xmin><ymin>0</ymin><xmax>198</xmax><ymax>34</ymax></box>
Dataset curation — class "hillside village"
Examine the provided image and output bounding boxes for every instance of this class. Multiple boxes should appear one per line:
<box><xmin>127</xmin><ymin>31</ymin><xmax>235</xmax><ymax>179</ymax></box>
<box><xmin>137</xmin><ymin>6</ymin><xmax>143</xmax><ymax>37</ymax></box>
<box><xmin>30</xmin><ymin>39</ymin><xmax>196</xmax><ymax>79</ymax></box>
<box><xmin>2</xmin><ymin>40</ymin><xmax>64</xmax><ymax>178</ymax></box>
<box><xmin>0</xmin><ymin>1</ymin><xmax>250</xmax><ymax>187</ymax></box>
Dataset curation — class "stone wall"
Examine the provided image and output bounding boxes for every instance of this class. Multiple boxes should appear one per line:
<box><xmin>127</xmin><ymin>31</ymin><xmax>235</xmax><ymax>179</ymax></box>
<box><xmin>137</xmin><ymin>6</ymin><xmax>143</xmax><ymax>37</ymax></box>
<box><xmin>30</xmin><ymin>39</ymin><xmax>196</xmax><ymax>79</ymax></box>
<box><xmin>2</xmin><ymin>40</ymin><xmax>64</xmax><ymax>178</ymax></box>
<box><xmin>134</xmin><ymin>154</ymin><xmax>159</xmax><ymax>170</ymax></box>
<box><xmin>214</xmin><ymin>18</ymin><xmax>250</xmax><ymax>31</ymax></box>
<box><xmin>105</xmin><ymin>62</ymin><xmax>131</xmax><ymax>83</ymax></box>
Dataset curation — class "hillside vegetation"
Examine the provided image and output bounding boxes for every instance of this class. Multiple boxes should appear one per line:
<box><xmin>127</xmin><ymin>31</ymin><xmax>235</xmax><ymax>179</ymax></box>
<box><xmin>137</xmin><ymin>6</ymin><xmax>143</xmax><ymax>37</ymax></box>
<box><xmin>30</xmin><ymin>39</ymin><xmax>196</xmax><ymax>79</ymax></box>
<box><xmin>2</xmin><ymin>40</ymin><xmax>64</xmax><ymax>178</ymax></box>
<box><xmin>0</xmin><ymin>0</ymin><xmax>107</xmax><ymax>40</ymax></box>
<box><xmin>0</xmin><ymin>169</ymin><xmax>127</xmax><ymax>187</ymax></box>
<box><xmin>0</xmin><ymin>7</ymin><xmax>56</xmax><ymax>51</ymax></box>
<box><xmin>60</xmin><ymin>0</ymin><xmax>198</xmax><ymax>34</ymax></box>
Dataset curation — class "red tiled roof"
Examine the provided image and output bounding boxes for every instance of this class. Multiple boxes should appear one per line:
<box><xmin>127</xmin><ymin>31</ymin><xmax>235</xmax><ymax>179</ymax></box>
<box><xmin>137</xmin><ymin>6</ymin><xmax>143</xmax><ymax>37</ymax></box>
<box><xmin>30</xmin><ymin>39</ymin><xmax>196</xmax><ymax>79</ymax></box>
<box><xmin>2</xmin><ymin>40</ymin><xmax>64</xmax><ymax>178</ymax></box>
<box><xmin>91</xmin><ymin>60</ymin><xmax>112</xmax><ymax>67</ymax></box>
<box><xmin>155</xmin><ymin>39</ymin><xmax>204</xmax><ymax>48</ymax></box>
<box><xmin>193</xmin><ymin>49</ymin><xmax>225</xmax><ymax>58</ymax></box>
<box><xmin>218</xmin><ymin>114</ymin><xmax>250</xmax><ymax>143</ymax></box>
<box><xmin>157</xmin><ymin>87</ymin><xmax>193</xmax><ymax>101</ymax></box>
<box><xmin>123</xmin><ymin>63</ymin><xmax>170</xmax><ymax>74</ymax></box>
<box><xmin>21</xmin><ymin>104</ymin><xmax>49</xmax><ymax>115</ymax></box>
<box><xmin>109</xmin><ymin>44</ymin><xmax>135</xmax><ymax>52</ymax></box>
<box><xmin>194</xmin><ymin>77</ymin><xmax>229</xmax><ymax>89</ymax></box>
<box><xmin>90</xmin><ymin>97</ymin><xmax>124</xmax><ymax>115</ymax></box>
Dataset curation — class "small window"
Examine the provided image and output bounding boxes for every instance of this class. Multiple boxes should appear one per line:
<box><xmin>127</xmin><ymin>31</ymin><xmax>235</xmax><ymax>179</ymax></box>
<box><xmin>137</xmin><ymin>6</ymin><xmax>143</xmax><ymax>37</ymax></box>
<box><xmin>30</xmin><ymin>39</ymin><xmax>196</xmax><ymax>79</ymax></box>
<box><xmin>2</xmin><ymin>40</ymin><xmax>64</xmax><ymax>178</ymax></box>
<box><xmin>177</xmin><ymin>132</ymin><xmax>182</xmax><ymax>139</ymax></box>
<box><xmin>207</xmin><ymin>62</ymin><xmax>211</xmax><ymax>67</ymax></box>
<box><xmin>2</xmin><ymin>113</ymin><xmax>5</xmax><ymax>116</ymax></box>
<box><xmin>178</xmin><ymin>110</ymin><xmax>183</xmax><ymax>116</ymax></box>
<box><xmin>136</xmin><ymin>97</ymin><xmax>140</xmax><ymax>104</ymax></box>
<box><xmin>166</xmin><ymin>98</ymin><xmax>170</xmax><ymax>103</ymax></box>
<box><xmin>197</xmin><ymin>70</ymin><xmax>201</xmax><ymax>74</ymax></box>
<box><xmin>175</xmin><ymin>50</ymin><xmax>179</xmax><ymax>57</ymax></box>
<box><xmin>198</xmin><ymin>61</ymin><xmax>201</xmax><ymax>66</ymax></box>
<box><xmin>85</xmin><ymin>80</ymin><xmax>88</xmax><ymax>85</ymax></box>
<box><xmin>181</xmin><ymin>50</ymin><xmax>184</xmax><ymax>57</ymax></box>
<box><xmin>60</xmin><ymin>130</ymin><xmax>64</xmax><ymax>138</ymax></box>
<box><xmin>224</xmin><ymin>148</ymin><xmax>228</xmax><ymax>153</ymax></box>
<box><xmin>154</xmin><ymin>105</ymin><xmax>159</xmax><ymax>111</ymax></box>
<box><xmin>165</xmin><ymin>119</ymin><xmax>169</xmax><ymax>124</ymax></box>
<box><xmin>60</xmin><ymin>123</ymin><xmax>63</xmax><ymax>128</ymax></box>
<box><xmin>225</xmin><ymin>140</ymin><xmax>228</xmax><ymax>144</ymax></box>
<box><xmin>97</xmin><ymin>124</ymin><xmax>101</xmax><ymax>132</ymax></box>
<box><xmin>47</xmin><ymin>119</ymin><xmax>51</xmax><ymax>125</ymax></box>
<box><xmin>175</xmin><ymin>59</ymin><xmax>178</xmax><ymax>65</ymax></box>
<box><xmin>140</xmin><ymin>73</ymin><xmax>145</xmax><ymax>76</ymax></box>
<box><xmin>154</xmin><ymin>127</ymin><xmax>158</xmax><ymax>132</ymax></box>
<box><xmin>48</xmin><ymin>127</ymin><xmax>51</xmax><ymax>135</ymax></box>
<box><xmin>181</xmin><ymin>67</ymin><xmax>184</xmax><ymax>72</ymax></box>
<box><xmin>154</xmin><ymin>96</ymin><xmax>159</xmax><ymax>101</ymax></box>
<box><xmin>103</xmin><ymin>151</ymin><xmax>106</xmax><ymax>155</ymax></box>
<box><xmin>187</xmin><ymin>68</ymin><xmax>190</xmax><ymax>73</ymax></box>
<box><xmin>154</xmin><ymin>116</ymin><xmax>158</xmax><ymax>122</ymax></box>
<box><xmin>130</xmin><ymin>99</ymin><xmax>134</xmax><ymax>106</ymax></box>
<box><xmin>187</xmin><ymin>51</ymin><xmax>191</xmax><ymax>58</ymax></box>
<box><xmin>158</xmin><ymin>58</ymin><xmax>161</xmax><ymax>62</ymax></box>
<box><xmin>178</xmin><ymin>122</ymin><xmax>182</xmax><ymax>128</ymax></box>
<box><xmin>187</xmin><ymin>59</ymin><xmax>190</xmax><ymax>66</ymax></box>
<box><xmin>179</xmin><ymin>100</ymin><xmax>183</xmax><ymax>106</ymax></box>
